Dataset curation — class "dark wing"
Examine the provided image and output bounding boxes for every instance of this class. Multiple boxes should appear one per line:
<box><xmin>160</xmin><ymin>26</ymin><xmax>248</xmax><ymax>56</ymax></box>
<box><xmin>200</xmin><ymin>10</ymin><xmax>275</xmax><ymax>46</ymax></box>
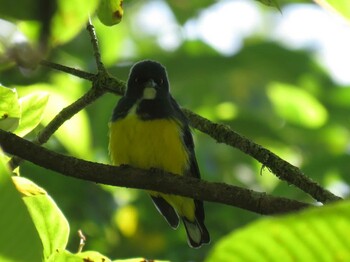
<box><xmin>111</xmin><ymin>96</ymin><xmax>136</xmax><ymax>121</ymax></box>
<box><xmin>169</xmin><ymin>96</ymin><xmax>200</xmax><ymax>179</ymax></box>
<box><xmin>170</xmin><ymin>96</ymin><xmax>210</xmax><ymax>247</ymax></box>
<box><xmin>150</xmin><ymin>196</ymin><xmax>179</xmax><ymax>229</ymax></box>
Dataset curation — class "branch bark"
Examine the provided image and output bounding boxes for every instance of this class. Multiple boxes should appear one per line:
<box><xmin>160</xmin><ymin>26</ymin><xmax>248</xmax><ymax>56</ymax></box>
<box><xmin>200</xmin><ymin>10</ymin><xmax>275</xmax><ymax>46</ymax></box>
<box><xmin>0</xmin><ymin>130</ymin><xmax>310</xmax><ymax>215</ymax></box>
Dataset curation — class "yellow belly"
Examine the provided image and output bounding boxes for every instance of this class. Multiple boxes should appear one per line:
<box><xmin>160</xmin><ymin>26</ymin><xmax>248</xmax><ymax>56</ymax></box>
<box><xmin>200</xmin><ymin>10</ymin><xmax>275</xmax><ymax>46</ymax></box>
<box><xmin>109</xmin><ymin>114</ymin><xmax>195</xmax><ymax>220</ymax></box>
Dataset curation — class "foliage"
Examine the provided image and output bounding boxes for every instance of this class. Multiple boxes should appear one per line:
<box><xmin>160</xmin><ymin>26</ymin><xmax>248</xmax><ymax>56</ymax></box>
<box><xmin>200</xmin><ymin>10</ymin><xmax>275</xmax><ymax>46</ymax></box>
<box><xmin>206</xmin><ymin>200</ymin><xmax>350</xmax><ymax>261</ymax></box>
<box><xmin>1</xmin><ymin>0</ymin><xmax>350</xmax><ymax>261</ymax></box>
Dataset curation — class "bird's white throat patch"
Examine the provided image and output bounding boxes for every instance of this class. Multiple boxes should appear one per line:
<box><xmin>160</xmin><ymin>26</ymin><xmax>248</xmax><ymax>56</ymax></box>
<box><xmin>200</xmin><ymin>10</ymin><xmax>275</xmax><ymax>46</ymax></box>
<box><xmin>143</xmin><ymin>87</ymin><xmax>157</xmax><ymax>100</ymax></box>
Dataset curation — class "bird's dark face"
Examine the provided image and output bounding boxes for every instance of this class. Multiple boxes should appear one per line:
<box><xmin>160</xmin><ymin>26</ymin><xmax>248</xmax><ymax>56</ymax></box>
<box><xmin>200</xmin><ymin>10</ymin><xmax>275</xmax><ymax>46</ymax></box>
<box><xmin>125</xmin><ymin>60</ymin><xmax>170</xmax><ymax>100</ymax></box>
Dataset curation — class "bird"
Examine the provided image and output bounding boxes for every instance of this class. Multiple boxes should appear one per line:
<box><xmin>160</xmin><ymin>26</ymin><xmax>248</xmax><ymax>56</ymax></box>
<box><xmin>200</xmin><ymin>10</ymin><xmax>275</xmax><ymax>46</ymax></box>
<box><xmin>108</xmin><ymin>60</ymin><xmax>210</xmax><ymax>248</ymax></box>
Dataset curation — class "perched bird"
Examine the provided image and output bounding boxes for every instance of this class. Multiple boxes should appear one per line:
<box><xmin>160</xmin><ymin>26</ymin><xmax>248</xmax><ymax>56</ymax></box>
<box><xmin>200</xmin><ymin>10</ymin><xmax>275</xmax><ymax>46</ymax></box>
<box><xmin>109</xmin><ymin>60</ymin><xmax>210</xmax><ymax>248</ymax></box>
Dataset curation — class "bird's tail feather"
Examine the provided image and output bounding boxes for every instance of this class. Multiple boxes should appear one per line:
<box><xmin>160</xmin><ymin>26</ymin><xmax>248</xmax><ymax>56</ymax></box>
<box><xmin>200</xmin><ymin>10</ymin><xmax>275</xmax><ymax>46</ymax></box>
<box><xmin>182</xmin><ymin>217</ymin><xmax>210</xmax><ymax>248</ymax></box>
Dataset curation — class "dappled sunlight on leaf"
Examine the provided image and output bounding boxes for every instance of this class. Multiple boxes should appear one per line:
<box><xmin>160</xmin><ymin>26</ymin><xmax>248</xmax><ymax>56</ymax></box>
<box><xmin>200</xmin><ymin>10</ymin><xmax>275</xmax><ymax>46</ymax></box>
<box><xmin>315</xmin><ymin>0</ymin><xmax>350</xmax><ymax>23</ymax></box>
<box><xmin>51</xmin><ymin>0</ymin><xmax>99</xmax><ymax>45</ymax></box>
<box><xmin>15</xmin><ymin>92</ymin><xmax>49</xmax><ymax>137</ymax></box>
<box><xmin>0</xmin><ymin>85</ymin><xmax>20</xmax><ymax>132</ymax></box>
<box><xmin>206</xmin><ymin>200</ymin><xmax>350</xmax><ymax>261</ymax></box>
<box><xmin>215</xmin><ymin>102</ymin><xmax>238</xmax><ymax>121</ymax></box>
<box><xmin>267</xmin><ymin>82</ymin><xmax>328</xmax><ymax>128</ymax></box>
<box><xmin>114</xmin><ymin>205</ymin><xmax>139</xmax><ymax>237</ymax></box>
<box><xmin>17</xmin><ymin>82</ymin><xmax>92</xmax><ymax>159</ymax></box>
<box><xmin>0</xmin><ymin>150</ymin><xmax>42</xmax><ymax>261</ymax></box>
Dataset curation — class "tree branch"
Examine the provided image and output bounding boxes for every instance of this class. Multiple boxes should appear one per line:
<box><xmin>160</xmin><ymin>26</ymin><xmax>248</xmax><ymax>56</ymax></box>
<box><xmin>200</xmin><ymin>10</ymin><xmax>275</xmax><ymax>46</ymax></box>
<box><xmin>40</xmin><ymin>60</ymin><xmax>95</xmax><ymax>81</ymax></box>
<box><xmin>0</xmin><ymin>130</ymin><xmax>310</xmax><ymax>215</ymax></box>
<box><xmin>183</xmin><ymin>109</ymin><xmax>341</xmax><ymax>203</ymax></box>
<box><xmin>87</xmin><ymin>19</ymin><xmax>105</xmax><ymax>73</ymax></box>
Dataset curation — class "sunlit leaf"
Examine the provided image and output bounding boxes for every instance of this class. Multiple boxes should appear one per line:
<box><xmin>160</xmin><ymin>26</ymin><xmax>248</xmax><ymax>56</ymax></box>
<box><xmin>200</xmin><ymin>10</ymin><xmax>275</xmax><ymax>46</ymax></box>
<box><xmin>21</xmin><ymin>180</ymin><xmax>70</xmax><ymax>260</ymax></box>
<box><xmin>12</xmin><ymin>176</ymin><xmax>47</xmax><ymax>196</ymax></box>
<box><xmin>215</xmin><ymin>102</ymin><xmax>238</xmax><ymax>121</ymax></box>
<box><xmin>51</xmin><ymin>0</ymin><xmax>99</xmax><ymax>45</ymax></box>
<box><xmin>15</xmin><ymin>92</ymin><xmax>49</xmax><ymax>137</ymax></box>
<box><xmin>0</xmin><ymin>85</ymin><xmax>20</xmax><ymax>131</ymax></box>
<box><xmin>93</xmin><ymin>17</ymin><xmax>127</xmax><ymax>66</ymax></box>
<box><xmin>315</xmin><ymin>0</ymin><xmax>350</xmax><ymax>22</ymax></box>
<box><xmin>0</xmin><ymin>151</ymin><xmax>42</xmax><ymax>261</ymax></box>
<box><xmin>205</xmin><ymin>200</ymin><xmax>350</xmax><ymax>261</ymax></box>
<box><xmin>267</xmin><ymin>82</ymin><xmax>328</xmax><ymax>128</ymax></box>
<box><xmin>114</xmin><ymin>205</ymin><xmax>139</xmax><ymax>237</ymax></box>
<box><xmin>18</xmin><ymin>82</ymin><xmax>92</xmax><ymax>158</ymax></box>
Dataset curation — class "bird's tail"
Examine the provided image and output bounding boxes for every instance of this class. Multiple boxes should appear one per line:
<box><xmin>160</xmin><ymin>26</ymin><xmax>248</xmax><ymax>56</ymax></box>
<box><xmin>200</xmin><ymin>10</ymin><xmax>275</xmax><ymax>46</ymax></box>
<box><xmin>182</xmin><ymin>217</ymin><xmax>210</xmax><ymax>248</ymax></box>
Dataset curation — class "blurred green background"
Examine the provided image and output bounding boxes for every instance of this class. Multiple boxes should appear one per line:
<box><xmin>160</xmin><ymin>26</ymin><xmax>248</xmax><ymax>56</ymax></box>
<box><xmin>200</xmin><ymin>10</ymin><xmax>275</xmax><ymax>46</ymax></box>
<box><xmin>1</xmin><ymin>0</ymin><xmax>350</xmax><ymax>261</ymax></box>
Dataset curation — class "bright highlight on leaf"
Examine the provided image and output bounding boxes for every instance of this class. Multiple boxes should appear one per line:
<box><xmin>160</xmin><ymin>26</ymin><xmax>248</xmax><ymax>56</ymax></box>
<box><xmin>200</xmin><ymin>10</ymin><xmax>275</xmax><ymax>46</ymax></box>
<box><xmin>15</xmin><ymin>92</ymin><xmax>49</xmax><ymax>137</ymax></box>
<box><xmin>22</xmin><ymin>184</ymin><xmax>70</xmax><ymax>260</ymax></box>
<box><xmin>115</xmin><ymin>205</ymin><xmax>139</xmax><ymax>237</ymax></box>
<box><xmin>0</xmin><ymin>150</ymin><xmax>42</xmax><ymax>262</ymax></box>
<box><xmin>215</xmin><ymin>102</ymin><xmax>238</xmax><ymax>121</ymax></box>
<box><xmin>267</xmin><ymin>82</ymin><xmax>328</xmax><ymax>128</ymax></box>
<box><xmin>0</xmin><ymin>85</ymin><xmax>20</xmax><ymax>131</ymax></box>
<box><xmin>206</xmin><ymin>200</ymin><xmax>350</xmax><ymax>262</ymax></box>
<box><xmin>315</xmin><ymin>0</ymin><xmax>350</xmax><ymax>22</ymax></box>
<box><xmin>51</xmin><ymin>0</ymin><xmax>99</xmax><ymax>45</ymax></box>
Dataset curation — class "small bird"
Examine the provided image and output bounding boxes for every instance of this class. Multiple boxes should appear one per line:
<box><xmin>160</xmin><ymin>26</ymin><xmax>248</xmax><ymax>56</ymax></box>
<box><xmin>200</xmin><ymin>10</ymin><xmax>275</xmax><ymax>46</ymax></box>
<box><xmin>109</xmin><ymin>60</ymin><xmax>210</xmax><ymax>248</ymax></box>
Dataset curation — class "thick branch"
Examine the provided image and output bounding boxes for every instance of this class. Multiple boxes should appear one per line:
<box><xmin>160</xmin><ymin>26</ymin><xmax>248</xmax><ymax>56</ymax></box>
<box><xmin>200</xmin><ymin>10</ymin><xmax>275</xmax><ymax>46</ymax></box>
<box><xmin>0</xmin><ymin>130</ymin><xmax>310</xmax><ymax>215</ymax></box>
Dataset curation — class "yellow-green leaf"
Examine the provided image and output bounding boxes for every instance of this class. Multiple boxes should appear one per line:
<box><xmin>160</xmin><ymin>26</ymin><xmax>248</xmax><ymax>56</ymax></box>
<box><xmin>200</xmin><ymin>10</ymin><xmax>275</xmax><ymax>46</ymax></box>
<box><xmin>21</xmin><ymin>181</ymin><xmax>70</xmax><ymax>260</ymax></box>
<box><xmin>205</xmin><ymin>200</ymin><xmax>350</xmax><ymax>262</ymax></box>
<box><xmin>316</xmin><ymin>0</ymin><xmax>350</xmax><ymax>22</ymax></box>
<box><xmin>0</xmin><ymin>151</ymin><xmax>42</xmax><ymax>261</ymax></box>
<box><xmin>51</xmin><ymin>0</ymin><xmax>99</xmax><ymax>45</ymax></box>
<box><xmin>15</xmin><ymin>92</ymin><xmax>49</xmax><ymax>137</ymax></box>
<box><xmin>267</xmin><ymin>82</ymin><xmax>328</xmax><ymax>128</ymax></box>
<box><xmin>0</xmin><ymin>85</ymin><xmax>20</xmax><ymax>131</ymax></box>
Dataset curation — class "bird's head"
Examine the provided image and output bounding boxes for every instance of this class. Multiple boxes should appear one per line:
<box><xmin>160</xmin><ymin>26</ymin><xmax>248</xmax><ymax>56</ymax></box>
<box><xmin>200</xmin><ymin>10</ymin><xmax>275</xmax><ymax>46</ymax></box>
<box><xmin>126</xmin><ymin>60</ymin><xmax>170</xmax><ymax>100</ymax></box>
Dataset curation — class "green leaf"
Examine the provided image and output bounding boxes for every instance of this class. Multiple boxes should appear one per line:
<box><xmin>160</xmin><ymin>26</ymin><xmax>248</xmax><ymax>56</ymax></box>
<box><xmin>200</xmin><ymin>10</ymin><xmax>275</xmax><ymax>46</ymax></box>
<box><xmin>47</xmin><ymin>250</ymin><xmax>111</xmax><ymax>262</ymax></box>
<box><xmin>316</xmin><ymin>0</ymin><xmax>350</xmax><ymax>21</ymax></box>
<box><xmin>0</xmin><ymin>85</ymin><xmax>20</xmax><ymax>131</ymax></box>
<box><xmin>205</xmin><ymin>200</ymin><xmax>350</xmax><ymax>262</ymax></box>
<box><xmin>15</xmin><ymin>92</ymin><xmax>49</xmax><ymax>137</ymax></box>
<box><xmin>267</xmin><ymin>82</ymin><xmax>328</xmax><ymax>128</ymax></box>
<box><xmin>255</xmin><ymin>0</ymin><xmax>281</xmax><ymax>12</ymax></box>
<box><xmin>18</xmin><ymin>178</ymin><xmax>70</xmax><ymax>260</ymax></box>
<box><xmin>51</xmin><ymin>0</ymin><xmax>99</xmax><ymax>45</ymax></box>
<box><xmin>18</xmin><ymin>82</ymin><xmax>92</xmax><ymax>158</ymax></box>
<box><xmin>0</xmin><ymin>151</ymin><xmax>42</xmax><ymax>261</ymax></box>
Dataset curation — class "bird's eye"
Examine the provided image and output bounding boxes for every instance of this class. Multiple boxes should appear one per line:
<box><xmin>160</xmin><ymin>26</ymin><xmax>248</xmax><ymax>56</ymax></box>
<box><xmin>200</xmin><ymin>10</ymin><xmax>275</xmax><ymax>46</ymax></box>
<box><xmin>134</xmin><ymin>78</ymin><xmax>139</xmax><ymax>83</ymax></box>
<box><xmin>159</xmin><ymin>78</ymin><xmax>164</xmax><ymax>85</ymax></box>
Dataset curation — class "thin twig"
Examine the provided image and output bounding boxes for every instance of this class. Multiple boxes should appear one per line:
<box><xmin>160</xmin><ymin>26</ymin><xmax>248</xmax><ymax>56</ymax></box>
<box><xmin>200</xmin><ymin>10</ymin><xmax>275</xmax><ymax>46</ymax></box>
<box><xmin>40</xmin><ymin>60</ymin><xmax>95</xmax><ymax>81</ymax></box>
<box><xmin>87</xmin><ymin>18</ymin><xmax>105</xmax><ymax>73</ymax></box>
<box><xmin>77</xmin><ymin>230</ymin><xmax>86</xmax><ymax>253</ymax></box>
